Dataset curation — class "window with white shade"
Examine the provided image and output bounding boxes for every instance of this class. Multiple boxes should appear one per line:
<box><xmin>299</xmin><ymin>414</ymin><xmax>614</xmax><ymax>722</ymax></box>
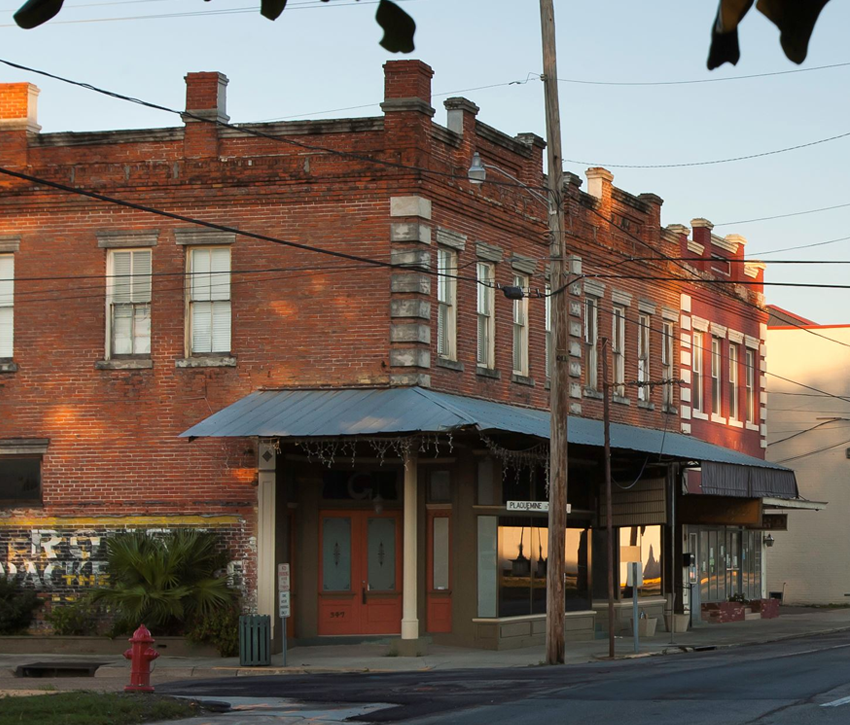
<box><xmin>544</xmin><ymin>285</ymin><xmax>552</xmax><ymax>379</ymax></box>
<box><xmin>106</xmin><ymin>249</ymin><xmax>151</xmax><ymax>357</ymax></box>
<box><xmin>437</xmin><ymin>248</ymin><xmax>457</xmax><ymax>360</ymax></box>
<box><xmin>746</xmin><ymin>349</ymin><xmax>756</xmax><ymax>424</ymax></box>
<box><xmin>585</xmin><ymin>296</ymin><xmax>599</xmax><ymax>390</ymax></box>
<box><xmin>661</xmin><ymin>321</ymin><xmax>674</xmax><ymax>407</ymax></box>
<box><xmin>637</xmin><ymin>313</ymin><xmax>650</xmax><ymax>401</ymax></box>
<box><xmin>729</xmin><ymin>343</ymin><xmax>740</xmax><ymax>421</ymax></box>
<box><xmin>0</xmin><ymin>255</ymin><xmax>13</xmax><ymax>359</ymax></box>
<box><xmin>188</xmin><ymin>246</ymin><xmax>231</xmax><ymax>355</ymax></box>
<box><xmin>612</xmin><ymin>305</ymin><xmax>626</xmax><ymax>397</ymax></box>
<box><xmin>693</xmin><ymin>331</ymin><xmax>704</xmax><ymax>413</ymax></box>
<box><xmin>711</xmin><ymin>337</ymin><xmax>722</xmax><ymax>415</ymax></box>
<box><xmin>512</xmin><ymin>274</ymin><xmax>528</xmax><ymax>376</ymax></box>
<box><xmin>476</xmin><ymin>262</ymin><xmax>494</xmax><ymax>368</ymax></box>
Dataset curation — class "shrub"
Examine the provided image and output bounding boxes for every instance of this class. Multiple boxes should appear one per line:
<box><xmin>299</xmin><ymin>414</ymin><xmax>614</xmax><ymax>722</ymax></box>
<box><xmin>187</xmin><ymin>601</ymin><xmax>241</xmax><ymax>657</ymax></box>
<box><xmin>45</xmin><ymin>599</ymin><xmax>102</xmax><ymax>636</ymax></box>
<box><xmin>0</xmin><ymin>578</ymin><xmax>43</xmax><ymax>634</ymax></box>
<box><xmin>90</xmin><ymin>530</ymin><xmax>236</xmax><ymax>636</ymax></box>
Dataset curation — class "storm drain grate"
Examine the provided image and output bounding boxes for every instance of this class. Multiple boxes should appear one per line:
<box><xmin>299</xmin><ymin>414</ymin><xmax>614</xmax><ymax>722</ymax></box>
<box><xmin>15</xmin><ymin>661</ymin><xmax>108</xmax><ymax>678</ymax></box>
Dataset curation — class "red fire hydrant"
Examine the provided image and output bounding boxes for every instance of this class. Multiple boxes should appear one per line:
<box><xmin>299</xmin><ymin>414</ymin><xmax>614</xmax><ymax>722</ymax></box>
<box><xmin>123</xmin><ymin>624</ymin><xmax>160</xmax><ymax>693</ymax></box>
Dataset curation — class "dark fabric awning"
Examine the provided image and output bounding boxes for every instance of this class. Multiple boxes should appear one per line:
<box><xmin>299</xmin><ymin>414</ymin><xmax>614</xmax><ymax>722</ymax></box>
<box><xmin>700</xmin><ymin>461</ymin><xmax>799</xmax><ymax>499</ymax></box>
<box><xmin>181</xmin><ymin>386</ymin><xmax>794</xmax><ymax>485</ymax></box>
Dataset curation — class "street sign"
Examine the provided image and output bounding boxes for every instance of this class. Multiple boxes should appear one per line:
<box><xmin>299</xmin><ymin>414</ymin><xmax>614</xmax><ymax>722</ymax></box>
<box><xmin>507</xmin><ymin>501</ymin><xmax>571</xmax><ymax>513</ymax></box>
<box><xmin>277</xmin><ymin>563</ymin><xmax>290</xmax><ymax>592</ymax></box>
<box><xmin>278</xmin><ymin>591</ymin><xmax>291</xmax><ymax>618</ymax></box>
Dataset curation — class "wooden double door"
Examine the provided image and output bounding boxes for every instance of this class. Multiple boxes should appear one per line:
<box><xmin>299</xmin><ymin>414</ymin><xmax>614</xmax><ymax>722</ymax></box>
<box><xmin>318</xmin><ymin>510</ymin><xmax>402</xmax><ymax>636</ymax></box>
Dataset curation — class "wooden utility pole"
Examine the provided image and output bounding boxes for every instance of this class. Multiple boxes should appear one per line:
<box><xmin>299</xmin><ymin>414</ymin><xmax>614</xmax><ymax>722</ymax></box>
<box><xmin>540</xmin><ymin>0</ymin><xmax>568</xmax><ymax>666</ymax></box>
<box><xmin>602</xmin><ymin>338</ymin><xmax>615</xmax><ymax>659</ymax></box>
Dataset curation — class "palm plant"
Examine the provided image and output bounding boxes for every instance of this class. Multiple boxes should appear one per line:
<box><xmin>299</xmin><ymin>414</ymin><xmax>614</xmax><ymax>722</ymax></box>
<box><xmin>91</xmin><ymin>529</ymin><xmax>235</xmax><ymax>634</ymax></box>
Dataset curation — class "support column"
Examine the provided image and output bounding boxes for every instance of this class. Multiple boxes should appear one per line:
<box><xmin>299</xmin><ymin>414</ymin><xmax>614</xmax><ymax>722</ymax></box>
<box><xmin>401</xmin><ymin>448</ymin><xmax>419</xmax><ymax>641</ymax></box>
<box><xmin>256</xmin><ymin>440</ymin><xmax>277</xmax><ymax>636</ymax></box>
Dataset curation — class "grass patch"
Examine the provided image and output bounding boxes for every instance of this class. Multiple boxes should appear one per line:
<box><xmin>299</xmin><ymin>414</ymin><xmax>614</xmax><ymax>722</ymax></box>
<box><xmin>0</xmin><ymin>691</ymin><xmax>204</xmax><ymax>725</ymax></box>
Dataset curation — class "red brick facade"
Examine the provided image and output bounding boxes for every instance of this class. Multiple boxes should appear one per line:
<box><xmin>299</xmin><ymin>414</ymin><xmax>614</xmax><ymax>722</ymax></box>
<box><xmin>0</xmin><ymin>60</ymin><xmax>767</xmax><ymax>603</ymax></box>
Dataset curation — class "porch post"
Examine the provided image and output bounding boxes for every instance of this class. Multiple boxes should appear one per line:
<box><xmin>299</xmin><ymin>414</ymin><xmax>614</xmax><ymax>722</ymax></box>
<box><xmin>401</xmin><ymin>447</ymin><xmax>419</xmax><ymax>641</ymax></box>
<box><xmin>257</xmin><ymin>440</ymin><xmax>277</xmax><ymax>636</ymax></box>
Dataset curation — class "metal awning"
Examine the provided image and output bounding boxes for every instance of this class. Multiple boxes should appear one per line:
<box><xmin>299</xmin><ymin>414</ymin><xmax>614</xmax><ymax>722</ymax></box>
<box><xmin>762</xmin><ymin>496</ymin><xmax>826</xmax><ymax>511</ymax></box>
<box><xmin>181</xmin><ymin>386</ymin><xmax>791</xmax><ymax>476</ymax></box>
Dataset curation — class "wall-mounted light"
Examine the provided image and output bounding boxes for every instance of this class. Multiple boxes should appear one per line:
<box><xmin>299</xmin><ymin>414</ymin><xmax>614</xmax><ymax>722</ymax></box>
<box><xmin>467</xmin><ymin>152</ymin><xmax>487</xmax><ymax>185</ymax></box>
<box><xmin>764</xmin><ymin>534</ymin><xmax>775</xmax><ymax>548</ymax></box>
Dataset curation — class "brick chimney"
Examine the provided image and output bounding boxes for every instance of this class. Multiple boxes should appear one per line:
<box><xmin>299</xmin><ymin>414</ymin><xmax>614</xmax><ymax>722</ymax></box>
<box><xmin>691</xmin><ymin>218</ymin><xmax>713</xmax><ymax>273</ymax></box>
<box><xmin>382</xmin><ymin>61</ymin><xmax>434</xmax><ymax>167</ymax></box>
<box><xmin>183</xmin><ymin>72</ymin><xmax>229</xmax><ymax>159</ymax></box>
<box><xmin>0</xmin><ymin>83</ymin><xmax>40</xmax><ymax>168</ymax></box>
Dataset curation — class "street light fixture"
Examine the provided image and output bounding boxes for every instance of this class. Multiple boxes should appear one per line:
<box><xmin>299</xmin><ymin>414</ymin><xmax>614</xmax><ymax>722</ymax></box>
<box><xmin>467</xmin><ymin>152</ymin><xmax>487</xmax><ymax>185</ymax></box>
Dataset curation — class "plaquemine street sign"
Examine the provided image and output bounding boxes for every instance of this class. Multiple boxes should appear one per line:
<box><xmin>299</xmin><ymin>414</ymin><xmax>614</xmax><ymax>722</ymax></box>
<box><xmin>507</xmin><ymin>501</ymin><xmax>571</xmax><ymax>513</ymax></box>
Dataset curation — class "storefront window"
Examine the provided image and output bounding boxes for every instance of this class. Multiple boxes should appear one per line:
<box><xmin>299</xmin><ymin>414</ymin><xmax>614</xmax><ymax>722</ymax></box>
<box><xmin>322</xmin><ymin>470</ymin><xmax>398</xmax><ymax>502</ymax></box>
<box><xmin>619</xmin><ymin>525</ymin><xmax>663</xmax><ymax>599</ymax></box>
<box><xmin>497</xmin><ymin>516</ymin><xmax>590</xmax><ymax>616</ymax></box>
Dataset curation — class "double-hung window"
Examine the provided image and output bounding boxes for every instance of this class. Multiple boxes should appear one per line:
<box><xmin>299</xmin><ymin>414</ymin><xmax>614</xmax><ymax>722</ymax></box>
<box><xmin>437</xmin><ymin>248</ymin><xmax>457</xmax><ymax>360</ymax></box>
<box><xmin>585</xmin><ymin>297</ymin><xmax>599</xmax><ymax>390</ymax></box>
<box><xmin>544</xmin><ymin>285</ymin><xmax>552</xmax><ymax>379</ymax></box>
<box><xmin>476</xmin><ymin>262</ymin><xmax>494</xmax><ymax>368</ymax></box>
<box><xmin>692</xmin><ymin>331</ymin><xmax>704</xmax><ymax>413</ymax></box>
<box><xmin>188</xmin><ymin>246</ymin><xmax>231</xmax><ymax>355</ymax></box>
<box><xmin>745</xmin><ymin>349</ymin><xmax>756</xmax><ymax>424</ymax></box>
<box><xmin>711</xmin><ymin>337</ymin><xmax>722</xmax><ymax>416</ymax></box>
<box><xmin>661</xmin><ymin>321</ymin><xmax>674</xmax><ymax>408</ymax></box>
<box><xmin>728</xmin><ymin>343</ymin><xmax>740</xmax><ymax>421</ymax></box>
<box><xmin>637</xmin><ymin>313</ymin><xmax>651</xmax><ymax>401</ymax></box>
<box><xmin>512</xmin><ymin>274</ymin><xmax>528</xmax><ymax>376</ymax></box>
<box><xmin>0</xmin><ymin>255</ymin><xmax>13</xmax><ymax>359</ymax></box>
<box><xmin>106</xmin><ymin>249</ymin><xmax>151</xmax><ymax>357</ymax></box>
<box><xmin>612</xmin><ymin>305</ymin><xmax>626</xmax><ymax>397</ymax></box>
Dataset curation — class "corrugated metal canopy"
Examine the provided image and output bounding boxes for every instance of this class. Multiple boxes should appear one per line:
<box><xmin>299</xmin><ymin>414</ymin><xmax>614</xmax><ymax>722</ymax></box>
<box><xmin>181</xmin><ymin>386</ymin><xmax>789</xmax><ymax>473</ymax></box>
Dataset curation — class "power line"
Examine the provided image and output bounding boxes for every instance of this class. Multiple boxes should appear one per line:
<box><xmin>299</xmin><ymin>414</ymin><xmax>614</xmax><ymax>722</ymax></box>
<box><xmin>557</xmin><ymin>61</ymin><xmax>850</xmax><ymax>87</ymax></box>
<box><xmin>564</xmin><ymin>128</ymin><xmax>850</xmax><ymax>170</ymax></box>
<box><xmin>749</xmin><ymin>235</ymin><xmax>850</xmax><ymax>257</ymax></box>
<box><xmin>715</xmin><ymin>204</ymin><xmax>850</xmax><ymax>228</ymax></box>
<box><xmin>775</xmin><ymin>437</ymin><xmax>850</xmax><ymax>464</ymax></box>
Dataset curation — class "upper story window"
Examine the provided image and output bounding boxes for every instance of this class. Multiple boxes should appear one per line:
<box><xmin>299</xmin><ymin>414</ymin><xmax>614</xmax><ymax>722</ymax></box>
<box><xmin>188</xmin><ymin>246</ymin><xmax>231</xmax><ymax>355</ymax></box>
<box><xmin>512</xmin><ymin>274</ymin><xmax>528</xmax><ymax>376</ymax></box>
<box><xmin>637</xmin><ymin>313</ymin><xmax>651</xmax><ymax>401</ymax></box>
<box><xmin>0</xmin><ymin>439</ymin><xmax>47</xmax><ymax>507</ymax></box>
<box><xmin>693</xmin><ymin>330</ymin><xmax>704</xmax><ymax>413</ymax></box>
<box><xmin>476</xmin><ymin>262</ymin><xmax>494</xmax><ymax>369</ymax></box>
<box><xmin>106</xmin><ymin>249</ymin><xmax>151</xmax><ymax>358</ymax></box>
<box><xmin>544</xmin><ymin>285</ymin><xmax>552</xmax><ymax>379</ymax></box>
<box><xmin>728</xmin><ymin>343</ymin><xmax>740</xmax><ymax>421</ymax></box>
<box><xmin>612</xmin><ymin>305</ymin><xmax>626</xmax><ymax>397</ymax></box>
<box><xmin>661</xmin><ymin>321</ymin><xmax>674</xmax><ymax>408</ymax></box>
<box><xmin>585</xmin><ymin>297</ymin><xmax>599</xmax><ymax>391</ymax></box>
<box><xmin>711</xmin><ymin>337</ymin><xmax>722</xmax><ymax>416</ymax></box>
<box><xmin>0</xmin><ymin>255</ymin><xmax>13</xmax><ymax>359</ymax></box>
<box><xmin>437</xmin><ymin>248</ymin><xmax>457</xmax><ymax>361</ymax></box>
<box><xmin>745</xmin><ymin>348</ymin><xmax>756</xmax><ymax>424</ymax></box>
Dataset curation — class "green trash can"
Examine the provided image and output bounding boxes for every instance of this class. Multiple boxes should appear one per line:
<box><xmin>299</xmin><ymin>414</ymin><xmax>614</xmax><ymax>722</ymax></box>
<box><xmin>239</xmin><ymin>614</ymin><xmax>271</xmax><ymax>666</ymax></box>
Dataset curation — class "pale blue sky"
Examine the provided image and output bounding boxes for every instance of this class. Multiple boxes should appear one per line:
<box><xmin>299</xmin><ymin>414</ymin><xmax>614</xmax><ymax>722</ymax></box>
<box><xmin>1</xmin><ymin>0</ymin><xmax>849</xmax><ymax>322</ymax></box>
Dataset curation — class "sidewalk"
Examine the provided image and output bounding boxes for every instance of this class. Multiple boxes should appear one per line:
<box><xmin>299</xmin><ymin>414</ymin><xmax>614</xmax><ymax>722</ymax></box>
<box><xmin>3</xmin><ymin>606</ymin><xmax>850</xmax><ymax>690</ymax></box>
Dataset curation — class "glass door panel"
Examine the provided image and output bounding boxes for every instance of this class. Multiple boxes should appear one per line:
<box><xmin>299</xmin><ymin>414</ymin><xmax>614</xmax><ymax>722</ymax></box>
<box><xmin>322</xmin><ymin>517</ymin><xmax>352</xmax><ymax>591</ymax></box>
<box><xmin>367</xmin><ymin>517</ymin><xmax>396</xmax><ymax>591</ymax></box>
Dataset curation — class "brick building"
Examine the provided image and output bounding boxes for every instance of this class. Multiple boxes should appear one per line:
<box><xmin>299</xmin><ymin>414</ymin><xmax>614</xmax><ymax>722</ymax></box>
<box><xmin>0</xmin><ymin>60</ymin><xmax>797</xmax><ymax>648</ymax></box>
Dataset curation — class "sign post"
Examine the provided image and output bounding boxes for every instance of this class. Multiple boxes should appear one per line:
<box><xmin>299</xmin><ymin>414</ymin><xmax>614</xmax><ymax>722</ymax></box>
<box><xmin>277</xmin><ymin>563</ymin><xmax>290</xmax><ymax>666</ymax></box>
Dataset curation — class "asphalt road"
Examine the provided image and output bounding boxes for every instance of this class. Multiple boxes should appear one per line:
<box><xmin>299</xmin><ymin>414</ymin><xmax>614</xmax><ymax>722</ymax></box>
<box><xmin>160</xmin><ymin>631</ymin><xmax>850</xmax><ymax>724</ymax></box>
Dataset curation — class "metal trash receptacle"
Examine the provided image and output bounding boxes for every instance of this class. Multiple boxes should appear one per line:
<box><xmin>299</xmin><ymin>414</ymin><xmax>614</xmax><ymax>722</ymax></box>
<box><xmin>239</xmin><ymin>614</ymin><xmax>271</xmax><ymax>666</ymax></box>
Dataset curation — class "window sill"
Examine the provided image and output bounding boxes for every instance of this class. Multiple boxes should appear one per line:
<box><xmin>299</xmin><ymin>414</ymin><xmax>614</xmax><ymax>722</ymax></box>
<box><xmin>583</xmin><ymin>389</ymin><xmax>603</xmax><ymax>400</ymax></box>
<box><xmin>745</xmin><ymin>422</ymin><xmax>759</xmax><ymax>432</ymax></box>
<box><xmin>711</xmin><ymin>414</ymin><xmax>727</xmax><ymax>424</ymax></box>
<box><xmin>729</xmin><ymin>418</ymin><xmax>744</xmax><ymax>429</ymax></box>
<box><xmin>0</xmin><ymin>360</ymin><xmax>18</xmax><ymax>373</ymax></box>
<box><xmin>95</xmin><ymin>358</ymin><xmax>153</xmax><ymax>371</ymax></box>
<box><xmin>176</xmin><ymin>355</ymin><xmax>237</xmax><ymax>368</ymax></box>
<box><xmin>693</xmin><ymin>410</ymin><xmax>709</xmax><ymax>421</ymax></box>
<box><xmin>436</xmin><ymin>357</ymin><xmax>464</xmax><ymax>372</ymax></box>
<box><xmin>662</xmin><ymin>404</ymin><xmax>678</xmax><ymax>415</ymax></box>
<box><xmin>476</xmin><ymin>366</ymin><xmax>501</xmax><ymax>380</ymax></box>
<box><xmin>637</xmin><ymin>400</ymin><xmax>655</xmax><ymax>411</ymax></box>
<box><xmin>511</xmin><ymin>373</ymin><xmax>535</xmax><ymax>387</ymax></box>
<box><xmin>613</xmin><ymin>395</ymin><xmax>631</xmax><ymax>406</ymax></box>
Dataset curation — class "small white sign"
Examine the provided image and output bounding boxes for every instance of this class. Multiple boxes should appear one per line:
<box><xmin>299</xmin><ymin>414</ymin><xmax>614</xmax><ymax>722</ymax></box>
<box><xmin>277</xmin><ymin>563</ymin><xmax>290</xmax><ymax>592</ymax></box>
<box><xmin>507</xmin><ymin>501</ymin><xmax>572</xmax><ymax>513</ymax></box>
<box><xmin>279</xmin><ymin>591</ymin><xmax>291</xmax><ymax>618</ymax></box>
